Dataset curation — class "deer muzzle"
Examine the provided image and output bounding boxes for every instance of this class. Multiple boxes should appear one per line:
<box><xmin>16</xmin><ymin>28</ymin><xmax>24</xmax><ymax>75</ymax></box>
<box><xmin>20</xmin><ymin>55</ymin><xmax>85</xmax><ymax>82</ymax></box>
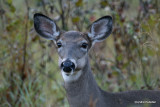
<box><xmin>61</xmin><ymin>60</ymin><xmax>75</xmax><ymax>73</ymax></box>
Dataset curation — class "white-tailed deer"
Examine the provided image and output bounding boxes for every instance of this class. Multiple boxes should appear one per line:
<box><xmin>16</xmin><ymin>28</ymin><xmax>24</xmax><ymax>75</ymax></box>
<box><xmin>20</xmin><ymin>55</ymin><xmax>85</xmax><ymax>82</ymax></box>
<box><xmin>34</xmin><ymin>13</ymin><xmax>160</xmax><ymax>107</ymax></box>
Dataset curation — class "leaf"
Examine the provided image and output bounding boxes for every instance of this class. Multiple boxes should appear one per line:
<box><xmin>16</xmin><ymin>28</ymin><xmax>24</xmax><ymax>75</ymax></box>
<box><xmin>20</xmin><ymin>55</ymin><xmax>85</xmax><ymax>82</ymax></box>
<box><xmin>112</xmin><ymin>71</ymin><xmax>119</xmax><ymax>76</ymax></box>
<box><xmin>10</xmin><ymin>5</ymin><xmax>16</xmax><ymax>13</ymax></box>
<box><xmin>84</xmin><ymin>17</ymin><xmax>90</xmax><ymax>24</ymax></box>
<box><xmin>7</xmin><ymin>0</ymin><xmax>12</xmax><ymax>5</ymax></box>
<box><xmin>117</xmin><ymin>54</ymin><xmax>123</xmax><ymax>61</ymax></box>
<box><xmin>5</xmin><ymin>0</ymin><xmax>16</xmax><ymax>13</ymax></box>
<box><xmin>122</xmin><ymin>62</ymin><xmax>129</xmax><ymax>69</ymax></box>
<box><xmin>6</xmin><ymin>20</ymin><xmax>20</xmax><ymax>31</ymax></box>
<box><xmin>72</xmin><ymin>17</ymin><xmax>80</xmax><ymax>23</ymax></box>
<box><xmin>141</xmin><ymin>23</ymin><xmax>150</xmax><ymax>32</ymax></box>
<box><xmin>111</xmin><ymin>66</ymin><xmax>122</xmax><ymax>74</ymax></box>
<box><xmin>100</xmin><ymin>1</ymin><xmax>108</xmax><ymax>8</ymax></box>
<box><xmin>147</xmin><ymin>48</ymin><xmax>155</xmax><ymax>56</ymax></box>
<box><xmin>75</xmin><ymin>0</ymin><xmax>83</xmax><ymax>7</ymax></box>
<box><xmin>131</xmin><ymin>75</ymin><xmax>136</xmax><ymax>82</ymax></box>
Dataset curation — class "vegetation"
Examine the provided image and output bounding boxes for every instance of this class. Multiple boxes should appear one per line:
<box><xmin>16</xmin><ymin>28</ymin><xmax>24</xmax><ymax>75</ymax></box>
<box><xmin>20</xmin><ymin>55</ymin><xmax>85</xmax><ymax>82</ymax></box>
<box><xmin>0</xmin><ymin>0</ymin><xmax>160</xmax><ymax>106</ymax></box>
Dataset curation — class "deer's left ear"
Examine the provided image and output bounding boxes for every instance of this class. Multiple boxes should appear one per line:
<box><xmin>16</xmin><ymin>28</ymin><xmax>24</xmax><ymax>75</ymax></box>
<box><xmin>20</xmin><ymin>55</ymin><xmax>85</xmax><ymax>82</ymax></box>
<box><xmin>88</xmin><ymin>16</ymin><xmax>113</xmax><ymax>43</ymax></box>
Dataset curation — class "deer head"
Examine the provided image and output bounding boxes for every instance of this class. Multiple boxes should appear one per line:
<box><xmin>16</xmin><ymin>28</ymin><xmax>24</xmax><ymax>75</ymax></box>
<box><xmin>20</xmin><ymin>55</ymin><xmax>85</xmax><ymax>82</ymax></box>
<box><xmin>34</xmin><ymin>13</ymin><xmax>112</xmax><ymax>82</ymax></box>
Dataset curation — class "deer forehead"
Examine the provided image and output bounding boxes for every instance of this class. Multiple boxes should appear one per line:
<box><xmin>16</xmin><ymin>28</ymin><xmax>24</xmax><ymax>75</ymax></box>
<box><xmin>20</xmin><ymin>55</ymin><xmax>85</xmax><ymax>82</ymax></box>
<box><xmin>58</xmin><ymin>31</ymin><xmax>90</xmax><ymax>43</ymax></box>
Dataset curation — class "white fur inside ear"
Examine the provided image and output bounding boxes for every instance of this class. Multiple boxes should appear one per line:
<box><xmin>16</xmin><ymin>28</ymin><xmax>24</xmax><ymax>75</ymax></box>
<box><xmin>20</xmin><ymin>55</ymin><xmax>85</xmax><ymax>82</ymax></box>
<box><xmin>88</xmin><ymin>32</ymin><xmax>94</xmax><ymax>38</ymax></box>
<box><xmin>88</xmin><ymin>19</ymin><xmax>110</xmax><ymax>43</ymax></box>
<box><xmin>87</xmin><ymin>33</ymin><xmax>104</xmax><ymax>45</ymax></box>
<box><xmin>53</xmin><ymin>31</ymin><xmax>60</xmax><ymax>37</ymax></box>
<box><xmin>51</xmin><ymin>22</ymin><xmax>60</xmax><ymax>37</ymax></box>
<box><xmin>91</xmin><ymin>19</ymin><xmax>109</xmax><ymax>36</ymax></box>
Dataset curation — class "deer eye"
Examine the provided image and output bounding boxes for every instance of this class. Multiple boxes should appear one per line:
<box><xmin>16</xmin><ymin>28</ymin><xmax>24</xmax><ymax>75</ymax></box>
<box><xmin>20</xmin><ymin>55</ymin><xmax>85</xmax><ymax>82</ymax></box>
<box><xmin>81</xmin><ymin>43</ymin><xmax>88</xmax><ymax>49</ymax></box>
<box><xmin>57</xmin><ymin>42</ymin><xmax>62</xmax><ymax>48</ymax></box>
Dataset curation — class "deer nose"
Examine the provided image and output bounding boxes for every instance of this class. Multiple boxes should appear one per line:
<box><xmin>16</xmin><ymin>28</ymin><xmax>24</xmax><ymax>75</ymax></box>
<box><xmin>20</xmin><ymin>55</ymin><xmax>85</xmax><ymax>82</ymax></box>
<box><xmin>61</xmin><ymin>60</ymin><xmax>75</xmax><ymax>73</ymax></box>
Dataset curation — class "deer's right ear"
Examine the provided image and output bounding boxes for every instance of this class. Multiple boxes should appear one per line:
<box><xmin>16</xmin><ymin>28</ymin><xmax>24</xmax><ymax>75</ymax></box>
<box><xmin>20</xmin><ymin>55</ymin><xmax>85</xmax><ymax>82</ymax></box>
<box><xmin>34</xmin><ymin>13</ymin><xmax>60</xmax><ymax>40</ymax></box>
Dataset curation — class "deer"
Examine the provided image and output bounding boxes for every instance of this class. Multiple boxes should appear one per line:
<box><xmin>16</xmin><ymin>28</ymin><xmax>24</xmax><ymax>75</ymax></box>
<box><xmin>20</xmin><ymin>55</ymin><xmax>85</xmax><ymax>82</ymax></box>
<box><xmin>33</xmin><ymin>13</ymin><xmax>160</xmax><ymax>107</ymax></box>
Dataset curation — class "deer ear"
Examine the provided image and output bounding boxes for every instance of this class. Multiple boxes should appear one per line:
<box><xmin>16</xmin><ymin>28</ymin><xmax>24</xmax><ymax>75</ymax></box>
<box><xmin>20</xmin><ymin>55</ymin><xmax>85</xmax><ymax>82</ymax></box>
<box><xmin>34</xmin><ymin>13</ymin><xmax>60</xmax><ymax>40</ymax></box>
<box><xmin>88</xmin><ymin>16</ymin><xmax>112</xmax><ymax>43</ymax></box>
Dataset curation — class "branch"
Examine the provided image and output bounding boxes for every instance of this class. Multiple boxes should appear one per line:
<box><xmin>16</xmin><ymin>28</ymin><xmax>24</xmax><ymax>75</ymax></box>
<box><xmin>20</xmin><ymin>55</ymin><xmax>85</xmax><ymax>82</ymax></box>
<box><xmin>58</xmin><ymin>0</ymin><xmax>66</xmax><ymax>30</ymax></box>
<box><xmin>42</xmin><ymin>0</ymin><xmax>48</xmax><ymax>15</ymax></box>
<box><xmin>15</xmin><ymin>0</ymin><xmax>29</xmax><ymax>105</ymax></box>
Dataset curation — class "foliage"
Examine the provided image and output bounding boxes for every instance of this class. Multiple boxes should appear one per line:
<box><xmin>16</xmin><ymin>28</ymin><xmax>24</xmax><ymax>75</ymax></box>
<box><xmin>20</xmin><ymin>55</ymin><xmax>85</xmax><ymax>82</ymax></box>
<box><xmin>0</xmin><ymin>0</ymin><xmax>160</xmax><ymax>106</ymax></box>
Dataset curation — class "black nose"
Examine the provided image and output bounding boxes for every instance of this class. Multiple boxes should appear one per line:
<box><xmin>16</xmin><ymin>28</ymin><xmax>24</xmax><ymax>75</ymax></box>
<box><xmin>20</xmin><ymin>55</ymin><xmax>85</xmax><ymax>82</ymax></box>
<box><xmin>61</xmin><ymin>60</ymin><xmax>75</xmax><ymax>73</ymax></box>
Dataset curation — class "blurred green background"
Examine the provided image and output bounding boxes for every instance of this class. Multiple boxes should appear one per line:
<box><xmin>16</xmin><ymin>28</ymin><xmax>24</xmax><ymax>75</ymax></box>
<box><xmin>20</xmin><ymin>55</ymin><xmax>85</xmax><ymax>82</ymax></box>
<box><xmin>0</xmin><ymin>0</ymin><xmax>160</xmax><ymax>107</ymax></box>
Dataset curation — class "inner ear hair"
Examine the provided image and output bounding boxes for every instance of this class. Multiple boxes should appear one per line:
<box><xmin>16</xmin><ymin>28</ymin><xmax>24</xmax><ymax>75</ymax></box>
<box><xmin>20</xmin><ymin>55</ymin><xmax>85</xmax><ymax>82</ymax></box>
<box><xmin>34</xmin><ymin>13</ymin><xmax>60</xmax><ymax>40</ymax></box>
<box><xmin>88</xmin><ymin>15</ymin><xmax>113</xmax><ymax>42</ymax></box>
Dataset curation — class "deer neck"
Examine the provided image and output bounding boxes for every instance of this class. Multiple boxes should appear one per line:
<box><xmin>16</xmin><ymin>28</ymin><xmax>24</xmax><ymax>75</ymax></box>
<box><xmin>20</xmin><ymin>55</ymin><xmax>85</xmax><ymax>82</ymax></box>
<box><xmin>64</xmin><ymin>56</ymin><xmax>101</xmax><ymax>106</ymax></box>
